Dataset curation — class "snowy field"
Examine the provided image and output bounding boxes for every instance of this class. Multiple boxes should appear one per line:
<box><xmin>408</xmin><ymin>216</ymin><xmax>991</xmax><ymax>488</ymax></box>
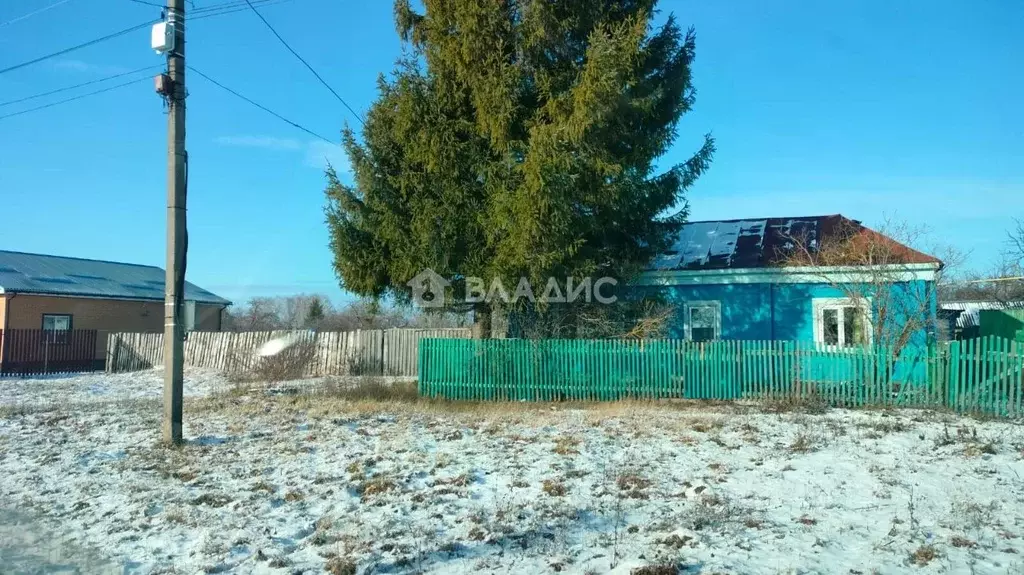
<box><xmin>2</xmin><ymin>370</ymin><xmax>1024</xmax><ymax>574</ymax></box>
<box><xmin>0</xmin><ymin>367</ymin><xmax>229</xmax><ymax>409</ymax></box>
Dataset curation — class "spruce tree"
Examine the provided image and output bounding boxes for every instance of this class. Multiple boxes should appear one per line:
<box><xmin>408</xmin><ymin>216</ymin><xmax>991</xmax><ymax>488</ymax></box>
<box><xmin>325</xmin><ymin>0</ymin><xmax>714</xmax><ymax>335</ymax></box>
<box><xmin>304</xmin><ymin>297</ymin><xmax>325</xmax><ymax>329</ymax></box>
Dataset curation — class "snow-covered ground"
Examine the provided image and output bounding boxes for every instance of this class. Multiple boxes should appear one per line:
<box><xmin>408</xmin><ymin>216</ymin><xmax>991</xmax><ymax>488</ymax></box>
<box><xmin>0</xmin><ymin>368</ymin><xmax>230</xmax><ymax>410</ymax></box>
<box><xmin>2</xmin><ymin>370</ymin><xmax>1024</xmax><ymax>574</ymax></box>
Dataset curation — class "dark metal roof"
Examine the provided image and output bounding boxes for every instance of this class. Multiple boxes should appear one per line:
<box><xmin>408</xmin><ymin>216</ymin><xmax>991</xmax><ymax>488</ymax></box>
<box><xmin>648</xmin><ymin>214</ymin><xmax>939</xmax><ymax>271</ymax></box>
<box><xmin>0</xmin><ymin>250</ymin><xmax>231</xmax><ymax>305</ymax></box>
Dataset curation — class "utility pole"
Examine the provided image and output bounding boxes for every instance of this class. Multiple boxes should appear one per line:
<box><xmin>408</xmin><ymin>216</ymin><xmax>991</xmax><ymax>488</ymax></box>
<box><xmin>162</xmin><ymin>0</ymin><xmax>186</xmax><ymax>444</ymax></box>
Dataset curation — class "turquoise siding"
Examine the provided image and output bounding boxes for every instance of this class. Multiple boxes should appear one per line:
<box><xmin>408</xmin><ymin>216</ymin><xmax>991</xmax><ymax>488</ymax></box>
<box><xmin>642</xmin><ymin>279</ymin><xmax>936</xmax><ymax>389</ymax></box>
<box><xmin>646</xmin><ymin>279</ymin><xmax>936</xmax><ymax>347</ymax></box>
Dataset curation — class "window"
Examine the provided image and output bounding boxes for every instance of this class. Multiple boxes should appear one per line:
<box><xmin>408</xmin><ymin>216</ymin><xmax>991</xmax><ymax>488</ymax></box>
<box><xmin>684</xmin><ymin>301</ymin><xmax>721</xmax><ymax>342</ymax></box>
<box><xmin>41</xmin><ymin>314</ymin><xmax>73</xmax><ymax>344</ymax></box>
<box><xmin>813</xmin><ymin>298</ymin><xmax>870</xmax><ymax>348</ymax></box>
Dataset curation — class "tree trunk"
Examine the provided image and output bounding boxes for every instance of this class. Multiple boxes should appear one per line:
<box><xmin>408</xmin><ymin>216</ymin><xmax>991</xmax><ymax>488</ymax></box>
<box><xmin>472</xmin><ymin>305</ymin><xmax>492</xmax><ymax>339</ymax></box>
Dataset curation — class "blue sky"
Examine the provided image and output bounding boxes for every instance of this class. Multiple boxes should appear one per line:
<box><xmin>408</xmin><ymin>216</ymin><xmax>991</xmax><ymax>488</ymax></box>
<box><xmin>1</xmin><ymin>0</ymin><xmax>1021</xmax><ymax>305</ymax></box>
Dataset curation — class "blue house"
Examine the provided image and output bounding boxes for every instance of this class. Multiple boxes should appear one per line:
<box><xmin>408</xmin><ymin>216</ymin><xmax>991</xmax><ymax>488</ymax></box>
<box><xmin>635</xmin><ymin>215</ymin><xmax>942</xmax><ymax>351</ymax></box>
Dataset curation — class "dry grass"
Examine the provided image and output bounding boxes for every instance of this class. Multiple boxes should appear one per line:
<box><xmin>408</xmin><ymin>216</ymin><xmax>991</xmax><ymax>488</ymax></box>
<box><xmin>616</xmin><ymin>473</ymin><xmax>653</xmax><ymax>493</ymax></box>
<box><xmin>910</xmin><ymin>544</ymin><xmax>938</xmax><ymax>565</ymax></box>
<box><xmin>688</xmin><ymin>417</ymin><xmax>724</xmax><ymax>433</ymax></box>
<box><xmin>192</xmin><ymin>381</ymin><xmax>767</xmax><ymax>432</ymax></box>
<box><xmin>251</xmin><ymin>480</ymin><xmax>275</xmax><ymax>493</ymax></box>
<box><xmin>789</xmin><ymin>429</ymin><xmax>821</xmax><ymax>453</ymax></box>
<box><xmin>630</xmin><ymin>565</ymin><xmax>679</xmax><ymax>575</ymax></box>
<box><xmin>552</xmin><ymin>436</ymin><xmax>582</xmax><ymax>456</ymax></box>
<box><xmin>950</xmin><ymin>535</ymin><xmax>977</xmax><ymax>548</ymax></box>
<box><xmin>164</xmin><ymin>507</ymin><xmax>189</xmax><ymax>525</ymax></box>
<box><xmin>951</xmin><ymin>498</ymin><xmax>1001</xmax><ymax>531</ymax></box>
<box><xmin>325</xmin><ymin>556</ymin><xmax>357</xmax><ymax>575</ymax></box>
<box><xmin>542</xmin><ymin>479</ymin><xmax>567</xmax><ymax>497</ymax></box>
<box><xmin>315</xmin><ymin>378</ymin><xmax>419</xmax><ymax>402</ymax></box>
<box><xmin>359</xmin><ymin>477</ymin><xmax>397</xmax><ymax>498</ymax></box>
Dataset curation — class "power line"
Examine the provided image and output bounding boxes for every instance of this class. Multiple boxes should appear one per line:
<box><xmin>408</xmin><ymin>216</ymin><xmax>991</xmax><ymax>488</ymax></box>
<box><xmin>0</xmin><ymin>19</ymin><xmax>159</xmax><ymax>76</ymax></box>
<box><xmin>124</xmin><ymin>0</ymin><xmax>285</xmax><ymax>13</ymax></box>
<box><xmin>189</xmin><ymin>0</ymin><xmax>292</xmax><ymax>19</ymax></box>
<box><xmin>188</xmin><ymin>65</ymin><xmax>335</xmax><ymax>144</ymax></box>
<box><xmin>190</xmin><ymin>1</ymin><xmax>290</xmax><ymax>21</ymax></box>
<box><xmin>0</xmin><ymin>76</ymin><xmax>149</xmax><ymax>121</ymax></box>
<box><xmin>124</xmin><ymin>0</ymin><xmax>166</xmax><ymax>8</ymax></box>
<box><xmin>240</xmin><ymin>0</ymin><xmax>363</xmax><ymax>125</ymax></box>
<box><xmin>192</xmin><ymin>0</ymin><xmax>284</xmax><ymax>13</ymax></box>
<box><xmin>0</xmin><ymin>65</ymin><xmax>160</xmax><ymax>108</ymax></box>
<box><xmin>0</xmin><ymin>0</ymin><xmax>75</xmax><ymax>29</ymax></box>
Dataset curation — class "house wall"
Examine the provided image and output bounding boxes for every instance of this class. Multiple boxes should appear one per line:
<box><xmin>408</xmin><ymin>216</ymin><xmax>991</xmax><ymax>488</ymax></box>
<box><xmin>3</xmin><ymin>294</ymin><xmax>224</xmax><ymax>360</ymax></box>
<box><xmin>644</xmin><ymin>279</ymin><xmax>936</xmax><ymax>385</ymax></box>
<box><xmin>644</xmin><ymin>279</ymin><xmax>936</xmax><ymax>347</ymax></box>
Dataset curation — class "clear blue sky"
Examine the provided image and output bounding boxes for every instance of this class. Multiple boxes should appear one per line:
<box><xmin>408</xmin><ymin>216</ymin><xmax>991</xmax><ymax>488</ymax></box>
<box><xmin>1</xmin><ymin>0</ymin><xmax>1021</xmax><ymax>305</ymax></box>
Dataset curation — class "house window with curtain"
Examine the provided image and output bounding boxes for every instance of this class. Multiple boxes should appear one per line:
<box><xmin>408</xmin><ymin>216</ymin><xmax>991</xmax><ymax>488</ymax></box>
<box><xmin>684</xmin><ymin>301</ymin><xmax>721</xmax><ymax>342</ymax></box>
<box><xmin>813</xmin><ymin>298</ymin><xmax>870</xmax><ymax>348</ymax></box>
<box><xmin>41</xmin><ymin>313</ymin><xmax>72</xmax><ymax>344</ymax></box>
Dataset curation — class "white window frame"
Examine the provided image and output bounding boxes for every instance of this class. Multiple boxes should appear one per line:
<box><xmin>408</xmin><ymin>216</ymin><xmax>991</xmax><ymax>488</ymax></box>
<box><xmin>812</xmin><ymin>297</ymin><xmax>872</xmax><ymax>349</ymax></box>
<box><xmin>41</xmin><ymin>313</ymin><xmax>72</xmax><ymax>344</ymax></box>
<box><xmin>684</xmin><ymin>300</ymin><xmax>721</xmax><ymax>342</ymax></box>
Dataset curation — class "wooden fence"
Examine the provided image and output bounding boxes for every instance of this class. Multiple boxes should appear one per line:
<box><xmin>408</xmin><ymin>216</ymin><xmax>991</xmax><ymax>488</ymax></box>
<box><xmin>419</xmin><ymin>336</ymin><xmax>1024</xmax><ymax>416</ymax></box>
<box><xmin>106</xmin><ymin>328</ymin><xmax>471</xmax><ymax>377</ymax></box>
<box><xmin>0</xmin><ymin>329</ymin><xmax>102</xmax><ymax>376</ymax></box>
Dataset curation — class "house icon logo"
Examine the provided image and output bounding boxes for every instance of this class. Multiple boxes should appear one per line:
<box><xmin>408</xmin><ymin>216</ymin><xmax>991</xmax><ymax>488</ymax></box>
<box><xmin>407</xmin><ymin>268</ymin><xmax>450</xmax><ymax>308</ymax></box>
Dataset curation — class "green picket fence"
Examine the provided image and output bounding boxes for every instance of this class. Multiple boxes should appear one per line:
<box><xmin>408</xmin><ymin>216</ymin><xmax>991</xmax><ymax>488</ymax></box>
<box><xmin>418</xmin><ymin>336</ymin><xmax>1024</xmax><ymax>416</ymax></box>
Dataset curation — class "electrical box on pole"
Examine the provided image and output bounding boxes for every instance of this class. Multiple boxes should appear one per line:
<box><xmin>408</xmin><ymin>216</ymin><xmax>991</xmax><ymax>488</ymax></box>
<box><xmin>152</xmin><ymin>21</ymin><xmax>175</xmax><ymax>54</ymax></box>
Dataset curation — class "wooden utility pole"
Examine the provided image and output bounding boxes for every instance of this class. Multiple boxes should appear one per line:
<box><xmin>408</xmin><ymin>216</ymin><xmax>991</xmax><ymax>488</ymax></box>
<box><xmin>163</xmin><ymin>0</ymin><xmax>186</xmax><ymax>444</ymax></box>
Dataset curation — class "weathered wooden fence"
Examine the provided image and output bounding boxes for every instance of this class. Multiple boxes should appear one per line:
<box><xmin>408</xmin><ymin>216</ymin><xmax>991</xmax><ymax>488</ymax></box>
<box><xmin>0</xmin><ymin>329</ymin><xmax>103</xmax><ymax>376</ymax></box>
<box><xmin>419</xmin><ymin>336</ymin><xmax>1024</xmax><ymax>416</ymax></box>
<box><xmin>107</xmin><ymin>328</ymin><xmax>471</xmax><ymax>377</ymax></box>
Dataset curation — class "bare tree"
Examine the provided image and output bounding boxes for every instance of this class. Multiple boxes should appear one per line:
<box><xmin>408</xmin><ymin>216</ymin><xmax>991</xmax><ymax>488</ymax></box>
<box><xmin>224</xmin><ymin>295</ymin><xmax>470</xmax><ymax>332</ymax></box>
<box><xmin>1009</xmin><ymin>218</ymin><xmax>1024</xmax><ymax>266</ymax></box>
<box><xmin>223</xmin><ymin>297</ymin><xmax>283</xmax><ymax>331</ymax></box>
<box><xmin>781</xmin><ymin>217</ymin><xmax>958</xmax><ymax>356</ymax></box>
<box><xmin>941</xmin><ymin>257</ymin><xmax>1024</xmax><ymax>305</ymax></box>
<box><xmin>514</xmin><ymin>298</ymin><xmax>676</xmax><ymax>340</ymax></box>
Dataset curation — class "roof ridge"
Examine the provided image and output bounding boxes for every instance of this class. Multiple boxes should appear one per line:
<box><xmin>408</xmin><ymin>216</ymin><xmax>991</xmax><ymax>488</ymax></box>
<box><xmin>0</xmin><ymin>249</ymin><xmax>162</xmax><ymax>271</ymax></box>
<box><xmin>682</xmin><ymin>214</ymin><xmax>846</xmax><ymax>225</ymax></box>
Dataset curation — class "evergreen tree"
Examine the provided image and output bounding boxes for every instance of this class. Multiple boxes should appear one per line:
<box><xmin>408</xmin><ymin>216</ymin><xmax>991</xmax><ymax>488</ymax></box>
<box><xmin>304</xmin><ymin>297</ymin><xmax>325</xmax><ymax>329</ymax></box>
<box><xmin>325</xmin><ymin>0</ymin><xmax>714</xmax><ymax>335</ymax></box>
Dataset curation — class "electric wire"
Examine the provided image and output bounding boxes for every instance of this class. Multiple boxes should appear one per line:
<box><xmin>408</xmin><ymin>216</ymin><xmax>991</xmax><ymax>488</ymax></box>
<box><xmin>188</xmin><ymin>65</ymin><xmax>336</xmax><ymax>144</ymax></box>
<box><xmin>0</xmin><ymin>65</ymin><xmax>160</xmax><ymax>108</ymax></box>
<box><xmin>0</xmin><ymin>19</ymin><xmax>159</xmax><ymax>76</ymax></box>
<box><xmin>240</xmin><ymin>0</ymin><xmax>363</xmax><ymax>125</ymax></box>
<box><xmin>0</xmin><ymin>75</ymin><xmax>149</xmax><ymax>120</ymax></box>
<box><xmin>124</xmin><ymin>0</ymin><xmax>166</xmax><ymax>8</ymax></box>
<box><xmin>0</xmin><ymin>0</ymin><xmax>75</xmax><ymax>29</ymax></box>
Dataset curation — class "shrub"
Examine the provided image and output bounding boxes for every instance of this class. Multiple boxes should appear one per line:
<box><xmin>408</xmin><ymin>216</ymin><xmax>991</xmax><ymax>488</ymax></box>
<box><xmin>228</xmin><ymin>334</ymin><xmax>317</xmax><ymax>383</ymax></box>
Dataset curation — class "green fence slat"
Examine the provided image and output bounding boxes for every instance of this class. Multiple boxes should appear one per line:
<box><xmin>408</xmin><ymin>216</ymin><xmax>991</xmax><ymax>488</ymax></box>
<box><xmin>1014</xmin><ymin>340</ymin><xmax>1021</xmax><ymax>416</ymax></box>
<box><xmin>997</xmin><ymin>336</ymin><xmax>1006</xmax><ymax>415</ymax></box>
<box><xmin>759</xmin><ymin>340</ymin><xmax>767</xmax><ymax>400</ymax></box>
<box><xmin>413</xmin><ymin>337</ymin><xmax>1019</xmax><ymax>419</ymax></box>
<box><xmin>981</xmin><ymin>336</ymin><xmax>989</xmax><ymax>413</ymax></box>
<box><xmin>980</xmin><ymin>336</ymin><xmax>988</xmax><ymax>414</ymax></box>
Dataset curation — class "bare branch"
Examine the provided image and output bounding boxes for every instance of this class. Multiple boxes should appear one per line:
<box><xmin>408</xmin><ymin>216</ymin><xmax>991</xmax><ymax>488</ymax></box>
<box><xmin>1010</xmin><ymin>218</ymin><xmax>1024</xmax><ymax>265</ymax></box>
<box><xmin>779</xmin><ymin>217</ymin><xmax>942</xmax><ymax>354</ymax></box>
